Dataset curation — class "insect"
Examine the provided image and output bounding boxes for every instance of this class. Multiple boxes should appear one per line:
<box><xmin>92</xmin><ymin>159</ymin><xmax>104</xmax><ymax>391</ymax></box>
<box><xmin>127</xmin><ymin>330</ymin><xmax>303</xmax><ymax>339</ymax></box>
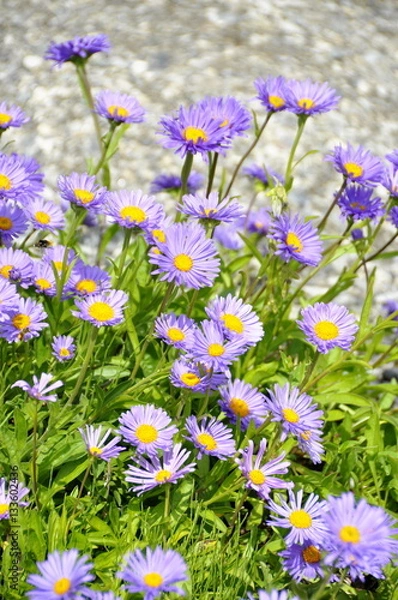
<box><xmin>34</xmin><ymin>239</ymin><xmax>54</xmax><ymax>248</ymax></box>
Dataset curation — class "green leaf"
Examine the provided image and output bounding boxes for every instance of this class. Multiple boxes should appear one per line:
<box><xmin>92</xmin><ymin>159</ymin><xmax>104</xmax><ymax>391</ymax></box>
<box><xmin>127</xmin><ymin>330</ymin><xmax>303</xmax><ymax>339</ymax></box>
<box><xmin>359</xmin><ymin>268</ymin><xmax>376</xmax><ymax>336</ymax></box>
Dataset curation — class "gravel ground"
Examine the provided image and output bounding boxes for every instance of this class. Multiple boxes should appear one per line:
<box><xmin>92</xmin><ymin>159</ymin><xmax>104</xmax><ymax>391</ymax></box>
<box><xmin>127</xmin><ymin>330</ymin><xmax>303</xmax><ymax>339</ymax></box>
<box><xmin>2</xmin><ymin>0</ymin><xmax>398</xmax><ymax>310</ymax></box>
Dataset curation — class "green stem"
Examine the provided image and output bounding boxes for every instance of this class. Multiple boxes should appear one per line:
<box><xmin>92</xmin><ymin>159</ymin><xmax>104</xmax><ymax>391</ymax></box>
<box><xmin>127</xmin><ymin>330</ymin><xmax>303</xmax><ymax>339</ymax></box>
<box><xmin>206</xmin><ymin>152</ymin><xmax>219</xmax><ymax>196</ymax></box>
<box><xmin>63</xmin><ymin>327</ymin><xmax>99</xmax><ymax>409</ymax></box>
<box><xmin>372</xmin><ymin>338</ymin><xmax>398</xmax><ymax>369</ymax></box>
<box><xmin>31</xmin><ymin>400</ymin><xmax>41</xmax><ymax>510</ymax></box>
<box><xmin>222</xmin><ymin>489</ymin><xmax>249</xmax><ymax>544</ymax></box>
<box><xmin>116</xmin><ymin>229</ymin><xmax>133</xmax><ymax>287</ymax></box>
<box><xmin>91</xmin><ymin>121</ymin><xmax>117</xmax><ymax>176</ymax></box>
<box><xmin>300</xmin><ymin>352</ymin><xmax>320</xmax><ymax>389</ymax></box>
<box><xmin>66</xmin><ymin>458</ymin><xmax>93</xmax><ymax>536</ymax></box>
<box><xmin>75</xmin><ymin>63</ymin><xmax>103</xmax><ymax>154</ymax></box>
<box><xmin>317</xmin><ymin>179</ymin><xmax>348</xmax><ymax>233</ymax></box>
<box><xmin>355</xmin><ymin>231</ymin><xmax>398</xmax><ymax>273</ymax></box>
<box><xmin>284</xmin><ymin>114</ymin><xmax>308</xmax><ymax>189</ymax></box>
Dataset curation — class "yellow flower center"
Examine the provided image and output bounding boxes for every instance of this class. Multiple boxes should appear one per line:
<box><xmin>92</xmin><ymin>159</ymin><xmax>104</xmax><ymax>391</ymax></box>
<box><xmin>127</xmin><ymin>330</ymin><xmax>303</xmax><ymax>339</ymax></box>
<box><xmin>229</xmin><ymin>397</ymin><xmax>250</xmax><ymax>418</ymax></box>
<box><xmin>135</xmin><ymin>424</ymin><xmax>158</xmax><ymax>444</ymax></box>
<box><xmin>12</xmin><ymin>314</ymin><xmax>31</xmax><ymax>330</ymax></box>
<box><xmin>152</xmin><ymin>229</ymin><xmax>166</xmax><ymax>243</ymax></box>
<box><xmin>59</xmin><ymin>348</ymin><xmax>70</xmax><ymax>357</ymax></box>
<box><xmin>313</xmin><ymin>320</ymin><xmax>339</xmax><ymax>341</ymax></box>
<box><xmin>282</xmin><ymin>407</ymin><xmax>300</xmax><ymax>423</ymax></box>
<box><xmin>0</xmin><ymin>503</ymin><xmax>9</xmax><ymax>515</ymax></box>
<box><xmin>0</xmin><ymin>113</ymin><xmax>12</xmax><ymax>125</ymax></box>
<box><xmin>196</xmin><ymin>432</ymin><xmax>217</xmax><ymax>451</ymax></box>
<box><xmin>203</xmin><ymin>208</ymin><xmax>217</xmax><ymax>217</ymax></box>
<box><xmin>0</xmin><ymin>174</ymin><xmax>12</xmax><ymax>190</ymax></box>
<box><xmin>208</xmin><ymin>343</ymin><xmax>225</xmax><ymax>357</ymax></box>
<box><xmin>76</xmin><ymin>279</ymin><xmax>97</xmax><ymax>294</ymax></box>
<box><xmin>53</xmin><ymin>261</ymin><xmax>64</xmax><ymax>272</ymax></box>
<box><xmin>53</xmin><ymin>578</ymin><xmax>71</xmax><ymax>594</ymax></box>
<box><xmin>350</xmin><ymin>202</ymin><xmax>366</xmax><ymax>211</ymax></box>
<box><xmin>173</xmin><ymin>253</ymin><xmax>193</xmax><ymax>272</ymax></box>
<box><xmin>87</xmin><ymin>301</ymin><xmax>115</xmax><ymax>322</ymax></box>
<box><xmin>89</xmin><ymin>446</ymin><xmax>103</xmax><ymax>456</ymax></box>
<box><xmin>143</xmin><ymin>572</ymin><xmax>164</xmax><ymax>588</ymax></box>
<box><xmin>183</xmin><ymin>126</ymin><xmax>208</xmax><ymax>143</ymax></box>
<box><xmin>300</xmin><ymin>430</ymin><xmax>311</xmax><ymax>441</ymax></box>
<box><xmin>343</xmin><ymin>162</ymin><xmax>364</xmax><ymax>178</ymax></box>
<box><xmin>74</xmin><ymin>189</ymin><xmax>95</xmax><ymax>204</ymax></box>
<box><xmin>155</xmin><ymin>469</ymin><xmax>172</xmax><ymax>483</ymax></box>
<box><xmin>289</xmin><ymin>509</ymin><xmax>312</xmax><ymax>529</ymax></box>
<box><xmin>339</xmin><ymin>525</ymin><xmax>361</xmax><ymax>543</ymax></box>
<box><xmin>249</xmin><ymin>469</ymin><xmax>266</xmax><ymax>485</ymax></box>
<box><xmin>108</xmin><ymin>105</ymin><xmax>130</xmax><ymax>118</ymax></box>
<box><xmin>268</xmin><ymin>95</ymin><xmax>285</xmax><ymax>109</ymax></box>
<box><xmin>0</xmin><ymin>217</ymin><xmax>12</xmax><ymax>230</ymax></box>
<box><xmin>297</xmin><ymin>97</ymin><xmax>315</xmax><ymax>109</ymax></box>
<box><xmin>221</xmin><ymin>313</ymin><xmax>244</xmax><ymax>334</ymax></box>
<box><xmin>35</xmin><ymin>278</ymin><xmax>52</xmax><ymax>290</ymax></box>
<box><xmin>119</xmin><ymin>206</ymin><xmax>147</xmax><ymax>223</ymax></box>
<box><xmin>0</xmin><ymin>264</ymin><xmax>12</xmax><ymax>278</ymax></box>
<box><xmin>180</xmin><ymin>372</ymin><xmax>201</xmax><ymax>387</ymax></box>
<box><xmin>167</xmin><ymin>327</ymin><xmax>185</xmax><ymax>342</ymax></box>
<box><xmin>35</xmin><ymin>211</ymin><xmax>51</xmax><ymax>225</ymax></box>
<box><xmin>286</xmin><ymin>232</ymin><xmax>303</xmax><ymax>252</ymax></box>
<box><xmin>302</xmin><ymin>545</ymin><xmax>321</xmax><ymax>563</ymax></box>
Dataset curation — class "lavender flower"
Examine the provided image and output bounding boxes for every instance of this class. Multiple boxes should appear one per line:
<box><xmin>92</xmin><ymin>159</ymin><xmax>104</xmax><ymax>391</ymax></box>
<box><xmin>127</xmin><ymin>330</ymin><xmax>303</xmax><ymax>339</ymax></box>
<box><xmin>52</xmin><ymin>335</ymin><xmax>76</xmax><ymax>361</ymax></box>
<box><xmin>0</xmin><ymin>477</ymin><xmax>29</xmax><ymax>520</ymax></box>
<box><xmin>1</xmin><ymin>297</ymin><xmax>48</xmax><ymax>342</ymax></box>
<box><xmin>150</xmin><ymin>171</ymin><xmax>204</xmax><ymax>195</ymax></box>
<box><xmin>0</xmin><ymin>101</ymin><xmax>29</xmax><ymax>130</ymax></box>
<box><xmin>187</xmin><ymin>319</ymin><xmax>246</xmax><ymax>370</ymax></box>
<box><xmin>254</xmin><ymin>76</ymin><xmax>289</xmax><ymax>112</ymax></box>
<box><xmin>71</xmin><ymin>290</ymin><xmax>128</xmax><ymax>327</ymax></box>
<box><xmin>31</xmin><ymin>261</ymin><xmax>57</xmax><ymax>296</ymax></box>
<box><xmin>12</xmin><ymin>373</ymin><xmax>63</xmax><ymax>402</ymax></box>
<box><xmin>184</xmin><ymin>416</ymin><xmax>236</xmax><ymax>460</ymax></box>
<box><xmin>285</xmin><ymin>78</ymin><xmax>340</xmax><ymax>115</ymax></box>
<box><xmin>0</xmin><ymin>200</ymin><xmax>27</xmax><ymax>246</ymax></box>
<box><xmin>45</xmin><ymin>34</ymin><xmax>111</xmax><ymax>66</ymax></box>
<box><xmin>280</xmin><ymin>541</ymin><xmax>324</xmax><ymax>582</ymax></box>
<box><xmin>154</xmin><ymin>312</ymin><xmax>196</xmax><ymax>350</ymax></box>
<box><xmin>79</xmin><ymin>425</ymin><xmax>124</xmax><ymax>461</ymax></box>
<box><xmin>179</xmin><ymin>191</ymin><xmax>244</xmax><ymax>223</ymax></box>
<box><xmin>95</xmin><ymin>90</ymin><xmax>146</xmax><ymax>124</ymax></box>
<box><xmin>219</xmin><ymin>378</ymin><xmax>268</xmax><ymax>429</ymax></box>
<box><xmin>58</xmin><ymin>172</ymin><xmax>107</xmax><ymax>212</ymax></box>
<box><xmin>24</xmin><ymin>198</ymin><xmax>65</xmax><ymax>231</ymax></box>
<box><xmin>297</xmin><ymin>301</ymin><xmax>359</xmax><ymax>354</ymax></box>
<box><xmin>119</xmin><ymin>404</ymin><xmax>177</xmax><ymax>456</ymax></box>
<box><xmin>104</xmin><ymin>190</ymin><xmax>164</xmax><ymax>230</ymax></box>
<box><xmin>65</xmin><ymin>264</ymin><xmax>111</xmax><ymax>297</ymax></box>
<box><xmin>169</xmin><ymin>358</ymin><xmax>228</xmax><ymax>394</ymax></box>
<box><xmin>197</xmin><ymin>95</ymin><xmax>252</xmax><ymax>140</ymax></box>
<box><xmin>338</xmin><ymin>185</ymin><xmax>385</xmax><ymax>221</ymax></box>
<box><xmin>206</xmin><ymin>294</ymin><xmax>264</xmax><ymax>346</ymax></box>
<box><xmin>0</xmin><ymin>247</ymin><xmax>33</xmax><ymax>288</ymax></box>
<box><xmin>271</xmin><ymin>213</ymin><xmax>323</xmax><ymax>267</ymax></box>
<box><xmin>325</xmin><ymin>143</ymin><xmax>385</xmax><ymax>187</ymax></box>
<box><xmin>0</xmin><ymin>152</ymin><xmax>43</xmax><ymax>200</ymax></box>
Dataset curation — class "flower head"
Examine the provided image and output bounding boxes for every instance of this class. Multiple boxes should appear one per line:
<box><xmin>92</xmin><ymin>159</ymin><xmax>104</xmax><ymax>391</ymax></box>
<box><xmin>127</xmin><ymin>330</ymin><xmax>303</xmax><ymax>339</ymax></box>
<box><xmin>154</xmin><ymin>312</ymin><xmax>196</xmax><ymax>350</ymax></box>
<box><xmin>383</xmin><ymin>162</ymin><xmax>398</xmax><ymax>197</ymax></box>
<box><xmin>12</xmin><ymin>373</ymin><xmax>63</xmax><ymax>402</ymax></box>
<box><xmin>0</xmin><ymin>476</ymin><xmax>29</xmax><ymax>520</ymax></box>
<box><xmin>24</xmin><ymin>198</ymin><xmax>65</xmax><ymax>231</ymax></box>
<box><xmin>338</xmin><ymin>185</ymin><xmax>385</xmax><ymax>221</ymax></box>
<box><xmin>280</xmin><ymin>541</ymin><xmax>324</xmax><ymax>582</ymax></box>
<box><xmin>170</xmin><ymin>358</ymin><xmax>229</xmax><ymax>393</ymax></box>
<box><xmin>285</xmin><ymin>78</ymin><xmax>340</xmax><ymax>115</ymax></box>
<box><xmin>105</xmin><ymin>190</ymin><xmax>164</xmax><ymax>230</ymax></box>
<box><xmin>386</xmin><ymin>149</ymin><xmax>398</xmax><ymax>170</ymax></box>
<box><xmin>213</xmin><ymin>218</ymin><xmax>245</xmax><ymax>250</ymax></box>
<box><xmin>27</xmin><ymin>549</ymin><xmax>94</xmax><ymax>599</ymax></box>
<box><xmin>184</xmin><ymin>416</ymin><xmax>235</xmax><ymax>460</ymax></box>
<box><xmin>81</xmin><ymin>592</ymin><xmax>121</xmax><ymax>600</ymax></box>
<box><xmin>32</xmin><ymin>261</ymin><xmax>57</xmax><ymax>296</ymax></box>
<box><xmin>125</xmin><ymin>443</ymin><xmax>195</xmax><ymax>495</ymax></box>
<box><xmin>236</xmin><ymin>439</ymin><xmax>293</xmax><ymax>500</ymax></box>
<box><xmin>79</xmin><ymin>425</ymin><xmax>124</xmax><ymax>461</ymax></box>
<box><xmin>0</xmin><ymin>152</ymin><xmax>43</xmax><ymax>201</ymax></box>
<box><xmin>243</xmin><ymin>163</ymin><xmax>284</xmax><ymax>188</ymax></box>
<box><xmin>65</xmin><ymin>264</ymin><xmax>111</xmax><ymax>297</ymax></box>
<box><xmin>297</xmin><ymin>301</ymin><xmax>358</xmax><ymax>354</ymax></box>
<box><xmin>58</xmin><ymin>172</ymin><xmax>107</xmax><ymax>212</ymax></box>
<box><xmin>1</xmin><ymin>297</ymin><xmax>48</xmax><ymax>342</ymax></box>
<box><xmin>0</xmin><ymin>200</ymin><xmax>27</xmax><ymax>245</ymax></box>
<box><xmin>271</xmin><ymin>213</ymin><xmax>323</xmax><ymax>267</ymax></box>
<box><xmin>187</xmin><ymin>319</ymin><xmax>246</xmax><ymax>370</ymax></box>
<box><xmin>119</xmin><ymin>404</ymin><xmax>177</xmax><ymax>456</ymax></box>
<box><xmin>254</xmin><ymin>76</ymin><xmax>290</xmax><ymax>112</ymax></box>
<box><xmin>45</xmin><ymin>34</ymin><xmax>111</xmax><ymax>66</ymax></box>
<box><xmin>325</xmin><ymin>143</ymin><xmax>385</xmax><ymax>187</ymax></box>
<box><xmin>0</xmin><ymin>102</ymin><xmax>29</xmax><ymax>131</ymax></box>
<box><xmin>150</xmin><ymin>171</ymin><xmax>204</xmax><ymax>195</ymax></box>
<box><xmin>206</xmin><ymin>294</ymin><xmax>264</xmax><ymax>346</ymax></box>
<box><xmin>179</xmin><ymin>191</ymin><xmax>244</xmax><ymax>223</ymax></box>
<box><xmin>389</xmin><ymin>206</ymin><xmax>398</xmax><ymax>229</ymax></box>
<box><xmin>0</xmin><ymin>247</ymin><xmax>33</xmax><ymax>288</ymax></box>
<box><xmin>0</xmin><ymin>279</ymin><xmax>20</xmax><ymax>321</ymax></box>
<box><xmin>95</xmin><ymin>90</ymin><xmax>146</xmax><ymax>124</ymax></box>
<box><xmin>244</xmin><ymin>591</ymin><xmax>299</xmax><ymax>600</ymax></box>
<box><xmin>52</xmin><ymin>335</ymin><xmax>76</xmax><ymax>361</ymax></box>
<box><xmin>118</xmin><ymin>546</ymin><xmax>188</xmax><ymax>600</ymax></box>
<box><xmin>149</xmin><ymin>222</ymin><xmax>220</xmax><ymax>289</ymax></box>
<box><xmin>219</xmin><ymin>378</ymin><xmax>268</xmax><ymax>429</ymax></box>
<box><xmin>71</xmin><ymin>289</ymin><xmax>128</xmax><ymax>327</ymax></box>
<box><xmin>246</xmin><ymin>207</ymin><xmax>272</xmax><ymax>235</ymax></box>
<box><xmin>197</xmin><ymin>95</ymin><xmax>252</xmax><ymax>140</ymax></box>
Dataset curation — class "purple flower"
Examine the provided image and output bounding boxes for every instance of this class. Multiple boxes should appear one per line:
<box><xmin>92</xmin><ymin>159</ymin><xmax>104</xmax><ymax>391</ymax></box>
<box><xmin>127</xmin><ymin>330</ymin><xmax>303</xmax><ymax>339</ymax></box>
<box><xmin>323</xmin><ymin>492</ymin><xmax>398</xmax><ymax>581</ymax></box>
<box><xmin>206</xmin><ymin>294</ymin><xmax>264</xmax><ymax>347</ymax></box>
<box><xmin>280</xmin><ymin>541</ymin><xmax>324</xmax><ymax>582</ymax></box>
<box><xmin>297</xmin><ymin>301</ymin><xmax>359</xmax><ymax>354</ymax></box>
<box><xmin>389</xmin><ymin>206</ymin><xmax>398</xmax><ymax>228</ymax></box>
<box><xmin>218</xmin><ymin>378</ymin><xmax>268</xmax><ymax>429</ymax></box>
<box><xmin>27</xmin><ymin>549</ymin><xmax>94</xmax><ymax>599</ymax></box>
<box><xmin>184</xmin><ymin>416</ymin><xmax>235</xmax><ymax>460</ymax></box>
<box><xmin>285</xmin><ymin>78</ymin><xmax>340</xmax><ymax>115</ymax></box>
<box><xmin>351</xmin><ymin>228</ymin><xmax>364</xmax><ymax>241</ymax></box>
<box><xmin>197</xmin><ymin>95</ymin><xmax>252</xmax><ymax>140</ymax></box>
<box><xmin>236</xmin><ymin>439</ymin><xmax>293</xmax><ymax>500</ymax></box>
<box><xmin>1</xmin><ymin>297</ymin><xmax>48</xmax><ymax>342</ymax></box>
<box><xmin>150</xmin><ymin>171</ymin><xmax>204</xmax><ymax>195</ymax></box>
<box><xmin>0</xmin><ymin>152</ymin><xmax>44</xmax><ymax>201</ymax></box>
<box><xmin>169</xmin><ymin>358</ymin><xmax>229</xmax><ymax>393</ymax></box>
<box><xmin>65</xmin><ymin>264</ymin><xmax>111</xmax><ymax>297</ymax></box>
<box><xmin>0</xmin><ymin>247</ymin><xmax>33</xmax><ymax>288</ymax></box>
<box><xmin>0</xmin><ymin>200</ymin><xmax>27</xmax><ymax>246</ymax></box>
<box><xmin>32</xmin><ymin>261</ymin><xmax>57</xmax><ymax>296</ymax></box>
<box><xmin>71</xmin><ymin>289</ymin><xmax>128</xmax><ymax>327</ymax></box>
<box><xmin>187</xmin><ymin>319</ymin><xmax>246</xmax><ymax>370</ymax></box>
<box><xmin>271</xmin><ymin>213</ymin><xmax>323</xmax><ymax>267</ymax></box>
<box><xmin>0</xmin><ymin>477</ymin><xmax>29</xmax><ymax>520</ymax></box>
<box><xmin>0</xmin><ymin>101</ymin><xmax>29</xmax><ymax>130</ymax></box>
<box><xmin>12</xmin><ymin>373</ymin><xmax>63</xmax><ymax>402</ymax></box>
<box><xmin>158</xmin><ymin>103</ymin><xmax>229</xmax><ymax>159</ymax></box>
<box><xmin>52</xmin><ymin>335</ymin><xmax>76</xmax><ymax>361</ymax></box>
<box><xmin>104</xmin><ymin>190</ymin><xmax>164</xmax><ymax>230</ymax></box>
<box><xmin>118</xmin><ymin>546</ymin><xmax>188</xmax><ymax>600</ymax></box>
<box><xmin>79</xmin><ymin>425</ymin><xmax>124</xmax><ymax>461</ymax></box>
<box><xmin>267</xmin><ymin>489</ymin><xmax>329</xmax><ymax>546</ymax></box>
<box><xmin>254</xmin><ymin>76</ymin><xmax>290</xmax><ymax>112</ymax></box>
<box><xmin>125</xmin><ymin>443</ymin><xmax>195</xmax><ymax>496</ymax></box>
<box><xmin>119</xmin><ymin>404</ymin><xmax>177</xmax><ymax>456</ymax></box>
<box><xmin>213</xmin><ymin>218</ymin><xmax>245</xmax><ymax>250</ymax></box>
<box><xmin>45</xmin><ymin>34</ymin><xmax>111</xmax><ymax>66</ymax></box>
<box><xmin>43</xmin><ymin>244</ymin><xmax>77</xmax><ymax>276</ymax></box>
<box><xmin>338</xmin><ymin>185</ymin><xmax>385</xmax><ymax>221</ymax></box>
<box><xmin>81</xmin><ymin>592</ymin><xmax>120</xmax><ymax>600</ymax></box>
<box><xmin>386</xmin><ymin>149</ymin><xmax>398</xmax><ymax>170</ymax></box>
<box><xmin>296</xmin><ymin>428</ymin><xmax>325</xmax><ymax>465</ymax></box>
<box><xmin>95</xmin><ymin>90</ymin><xmax>146</xmax><ymax>124</ymax></box>
<box><xmin>154</xmin><ymin>312</ymin><xmax>196</xmax><ymax>350</ymax></box>
<box><xmin>244</xmin><ymin>591</ymin><xmax>299</xmax><ymax>600</ymax></box>
<box><xmin>179</xmin><ymin>191</ymin><xmax>244</xmax><ymax>223</ymax></box>
<box><xmin>24</xmin><ymin>198</ymin><xmax>65</xmax><ymax>231</ymax></box>
<box><xmin>246</xmin><ymin>207</ymin><xmax>272</xmax><ymax>235</ymax></box>
<box><xmin>58</xmin><ymin>172</ymin><xmax>107</xmax><ymax>212</ymax></box>
<box><xmin>149</xmin><ymin>222</ymin><xmax>220</xmax><ymax>289</ymax></box>
<box><xmin>0</xmin><ymin>279</ymin><xmax>20</xmax><ymax>321</ymax></box>
<box><xmin>383</xmin><ymin>299</ymin><xmax>398</xmax><ymax>320</ymax></box>
<box><xmin>243</xmin><ymin>163</ymin><xmax>284</xmax><ymax>187</ymax></box>
<box><xmin>325</xmin><ymin>143</ymin><xmax>385</xmax><ymax>187</ymax></box>
<box><xmin>383</xmin><ymin>163</ymin><xmax>398</xmax><ymax>197</ymax></box>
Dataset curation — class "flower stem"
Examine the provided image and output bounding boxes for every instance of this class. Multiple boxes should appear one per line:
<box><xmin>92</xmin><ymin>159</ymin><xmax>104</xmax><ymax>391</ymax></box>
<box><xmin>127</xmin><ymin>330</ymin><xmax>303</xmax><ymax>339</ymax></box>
<box><xmin>317</xmin><ymin>179</ymin><xmax>348</xmax><ymax>233</ymax></box>
<box><xmin>206</xmin><ymin>152</ymin><xmax>219</xmax><ymax>196</ymax></box>
<box><xmin>66</xmin><ymin>458</ymin><xmax>93</xmax><ymax>536</ymax></box>
<box><xmin>31</xmin><ymin>400</ymin><xmax>41</xmax><ymax>510</ymax></box>
<box><xmin>116</xmin><ymin>229</ymin><xmax>133</xmax><ymax>287</ymax></box>
<box><xmin>91</xmin><ymin>121</ymin><xmax>117</xmax><ymax>176</ymax></box>
<box><xmin>355</xmin><ymin>230</ymin><xmax>398</xmax><ymax>273</ymax></box>
<box><xmin>284</xmin><ymin>114</ymin><xmax>308</xmax><ymax>189</ymax></box>
<box><xmin>64</xmin><ymin>327</ymin><xmax>99</xmax><ymax>408</ymax></box>
<box><xmin>75</xmin><ymin>63</ymin><xmax>103</xmax><ymax>154</ymax></box>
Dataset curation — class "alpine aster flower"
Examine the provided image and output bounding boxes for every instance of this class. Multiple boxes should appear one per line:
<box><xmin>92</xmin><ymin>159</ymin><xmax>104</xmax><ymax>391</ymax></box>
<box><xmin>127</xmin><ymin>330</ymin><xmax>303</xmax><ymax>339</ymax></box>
<box><xmin>150</xmin><ymin>171</ymin><xmax>204</xmax><ymax>195</ymax></box>
<box><xmin>65</xmin><ymin>264</ymin><xmax>111</xmax><ymax>297</ymax></box>
<box><xmin>243</xmin><ymin>163</ymin><xmax>284</xmax><ymax>188</ymax></box>
<box><xmin>271</xmin><ymin>213</ymin><xmax>323</xmax><ymax>267</ymax></box>
<box><xmin>119</xmin><ymin>404</ymin><xmax>177</xmax><ymax>456</ymax></box>
<box><xmin>246</xmin><ymin>207</ymin><xmax>272</xmax><ymax>235</ymax></box>
<box><xmin>71</xmin><ymin>289</ymin><xmax>128</xmax><ymax>327</ymax></box>
<box><xmin>187</xmin><ymin>319</ymin><xmax>246</xmax><ymax>370</ymax></box>
<box><xmin>383</xmin><ymin>163</ymin><xmax>398</xmax><ymax>197</ymax></box>
<box><xmin>184</xmin><ymin>416</ymin><xmax>236</xmax><ymax>460</ymax></box>
<box><xmin>267</xmin><ymin>489</ymin><xmax>329</xmax><ymax>546</ymax></box>
<box><xmin>45</xmin><ymin>34</ymin><xmax>111</xmax><ymax>66</ymax></box>
<box><xmin>0</xmin><ymin>279</ymin><xmax>19</xmax><ymax>320</ymax></box>
<box><xmin>51</xmin><ymin>335</ymin><xmax>76</xmax><ymax>361</ymax></box>
<box><xmin>24</xmin><ymin>198</ymin><xmax>65</xmax><ymax>231</ymax></box>
<box><xmin>154</xmin><ymin>312</ymin><xmax>196</xmax><ymax>350</ymax></box>
<box><xmin>169</xmin><ymin>358</ymin><xmax>228</xmax><ymax>393</ymax></box>
<box><xmin>82</xmin><ymin>592</ymin><xmax>120</xmax><ymax>600</ymax></box>
<box><xmin>0</xmin><ymin>102</ymin><xmax>29</xmax><ymax>131</ymax></box>
<box><xmin>297</xmin><ymin>302</ymin><xmax>359</xmax><ymax>354</ymax></box>
<box><xmin>197</xmin><ymin>95</ymin><xmax>252</xmax><ymax>140</ymax></box>
<box><xmin>179</xmin><ymin>191</ymin><xmax>244</xmax><ymax>223</ymax></box>
<box><xmin>218</xmin><ymin>378</ymin><xmax>268</xmax><ymax>429</ymax></box>
<box><xmin>43</xmin><ymin>244</ymin><xmax>77</xmax><ymax>275</ymax></box>
<box><xmin>0</xmin><ymin>152</ymin><xmax>43</xmax><ymax>200</ymax></box>
<box><xmin>0</xmin><ymin>201</ymin><xmax>27</xmax><ymax>245</ymax></box>
<box><xmin>0</xmin><ymin>247</ymin><xmax>33</xmax><ymax>288</ymax></box>
<box><xmin>125</xmin><ymin>443</ymin><xmax>195</xmax><ymax>495</ymax></box>
<box><xmin>236</xmin><ymin>439</ymin><xmax>293</xmax><ymax>500</ymax></box>
<box><xmin>1</xmin><ymin>297</ymin><xmax>48</xmax><ymax>342</ymax></box>
<box><xmin>95</xmin><ymin>90</ymin><xmax>146</xmax><ymax>124</ymax></box>
<box><xmin>323</xmin><ymin>492</ymin><xmax>398</xmax><ymax>580</ymax></box>
<box><xmin>213</xmin><ymin>219</ymin><xmax>245</xmax><ymax>250</ymax></box>
<box><xmin>325</xmin><ymin>143</ymin><xmax>385</xmax><ymax>187</ymax></box>
<box><xmin>206</xmin><ymin>294</ymin><xmax>264</xmax><ymax>346</ymax></box>
<box><xmin>389</xmin><ymin>206</ymin><xmax>398</xmax><ymax>229</ymax></box>
<box><xmin>243</xmin><ymin>591</ymin><xmax>299</xmax><ymax>600</ymax></box>
<box><xmin>27</xmin><ymin>549</ymin><xmax>94</xmax><ymax>599</ymax></box>
<box><xmin>296</xmin><ymin>428</ymin><xmax>325</xmax><ymax>464</ymax></box>
<box><xmin>12</xmin><ymin>373</ymin><xmax>63</xmax><ymax>402</ymax></box>
<box><xmin>386</xmin><ymin>149</ymin><xmax>398</xmax><ymax>170</ymax></box>
<box><xmin>337</xmin><ymin>185</ymin><xmax>385</xmax><ymax>221</ymax></box>
<box><xmin>285</xmin><ymin>78</ymin><xmax>340</xmax><ymax>115</ymax></box>
<box><xmin>58</xmin><ymin>172</ymin><xmax>107</xmax><ymax>212</ymax></box>
<box><xmin>254</xmin><ymin>76</ymin><xmax>289</xmax><ymax>112</ymax></box>
<box><xmin>31</xmin><ymin>261</ymin><xmax>57</xmax><ymax>296</ymax></box>
<box><xmin>280</xmin><ymin>541</ymin><xmax>324</xmax><ymax>582</ymax></box>
<box><xmin>118</xmin><ymin>546</ymin><xmax>188</xmax><ymax>600</ymax></box>
<box><xmin>149</xmin><ymin>222</ymin><xmax>220</xmax><ymax>289</ymax></box>
<box><xmin>79</xmin><ymin>425</ymin><xmax>124</xmax><ymax>461</ymax></box>
<box><xmin>104</xmin><ymin>190</ymin><xmax>164</xmax><ymax>230</ymax></box>
<box><xmin>0</xmin><ymin>477</ymin><xmax>29</xmax><ymax>520</ymax></box>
